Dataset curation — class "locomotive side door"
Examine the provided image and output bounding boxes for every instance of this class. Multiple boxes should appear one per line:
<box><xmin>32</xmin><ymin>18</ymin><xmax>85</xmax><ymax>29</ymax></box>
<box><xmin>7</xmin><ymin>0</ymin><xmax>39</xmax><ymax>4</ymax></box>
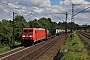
<box><xmin>35</xmin><ymin>30</ymin><xmax>37</xmax><ymax>42</ymax></box>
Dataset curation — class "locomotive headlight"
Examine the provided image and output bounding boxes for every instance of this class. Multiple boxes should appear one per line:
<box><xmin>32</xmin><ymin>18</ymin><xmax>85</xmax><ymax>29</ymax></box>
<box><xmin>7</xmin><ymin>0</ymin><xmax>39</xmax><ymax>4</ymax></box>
<box><xmin>30</xmin><ymin>36</ymin><xmax>32</xmax><ymax>37</ymax></box>
<box><xmin>30</xmin><ymin>36</ymin><xmax>33</xmax><ymax>39</ymax></box>
<box><xmin>22</xmin><ymin>35</ymin><xmax>25</xmax><ymax>37</ymax></box>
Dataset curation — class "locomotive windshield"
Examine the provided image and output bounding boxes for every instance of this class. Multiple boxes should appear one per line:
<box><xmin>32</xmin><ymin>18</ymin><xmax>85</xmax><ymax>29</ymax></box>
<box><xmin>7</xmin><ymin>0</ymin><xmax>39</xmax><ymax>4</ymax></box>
<box><xmin>24</xmin><ymin>30</ymin><xmax>33</xmax><ymax>34</ymax></box>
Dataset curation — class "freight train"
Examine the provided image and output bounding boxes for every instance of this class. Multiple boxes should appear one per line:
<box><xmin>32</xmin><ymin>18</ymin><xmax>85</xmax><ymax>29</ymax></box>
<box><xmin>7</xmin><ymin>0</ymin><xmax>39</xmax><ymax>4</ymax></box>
<box><xmin>21</xmin><ymin>28</ymin><xmax>65</xmax><ymax>45</ymax></box>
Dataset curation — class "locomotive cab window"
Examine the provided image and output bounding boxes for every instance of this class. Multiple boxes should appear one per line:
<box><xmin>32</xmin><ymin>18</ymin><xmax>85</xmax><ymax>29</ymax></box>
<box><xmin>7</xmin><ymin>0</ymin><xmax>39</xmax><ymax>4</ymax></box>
<box><xmin>24</xmin><ymin>30</ymin><xmax>28</xmax><ymax>33</ymax></box>
<box><xmin>24</xmin><ymin>30</ymin><xmax>33</xmax><ymax>34</ymax></box>
<box><xmin>28</xmin><ymin>30</ymin><xmax>33</xmax><ymax>34</ymax></box>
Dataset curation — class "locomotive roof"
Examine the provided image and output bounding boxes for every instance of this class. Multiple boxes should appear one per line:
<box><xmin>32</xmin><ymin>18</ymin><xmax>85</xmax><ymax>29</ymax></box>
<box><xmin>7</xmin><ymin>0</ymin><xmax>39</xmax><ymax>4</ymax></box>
<box><xmin>23</xmin><ymin>28</ymin><xmax>45</xmax><ymax>30</ymax></box>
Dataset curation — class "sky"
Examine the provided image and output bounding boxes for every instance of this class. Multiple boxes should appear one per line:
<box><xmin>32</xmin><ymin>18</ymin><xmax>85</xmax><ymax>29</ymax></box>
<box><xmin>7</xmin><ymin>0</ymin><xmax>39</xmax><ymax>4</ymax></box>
<box><xmin>50</xmin><ymin>0</ymin><xmax>60</xmax><ymax>5</ymax></box>
<box><xmin>0</xmin><ymin>0</ymin><xmax>90</xmax><ymax>25</ymax></box>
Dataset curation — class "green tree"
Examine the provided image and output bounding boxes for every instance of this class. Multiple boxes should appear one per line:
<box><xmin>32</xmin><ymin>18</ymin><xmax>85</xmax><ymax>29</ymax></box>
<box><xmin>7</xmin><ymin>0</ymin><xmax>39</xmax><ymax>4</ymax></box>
<box><xmin>38</xmin><ymin>17</ymin><xmax>49</xmax><ymax>28</ymax></box>
<box><xmin>14</xmin><ymin>15</ymin><xmax>29</xmax><ymax>40</ymax></box>
<box><xmin>50</xmin><ymin>22</ymin><xmax>57</xmax><ymax>28</ymax></box>
<box><xmin>28</xmin><ymin>21</ymin><xmax>34</xmax><ymax>27</ymax></box>
<box><xmin>0</xmin><ymin>20</ymin><xmax>13</xmax><ymax>46</ymax></box>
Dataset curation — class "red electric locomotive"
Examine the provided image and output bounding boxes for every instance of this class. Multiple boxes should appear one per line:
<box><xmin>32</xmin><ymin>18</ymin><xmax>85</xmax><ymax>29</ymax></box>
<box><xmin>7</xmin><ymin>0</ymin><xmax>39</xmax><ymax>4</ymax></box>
<box><xmin>21</xmin><ymin>28</ymin><xmax>47</xmax><ymax>45</ymax></box>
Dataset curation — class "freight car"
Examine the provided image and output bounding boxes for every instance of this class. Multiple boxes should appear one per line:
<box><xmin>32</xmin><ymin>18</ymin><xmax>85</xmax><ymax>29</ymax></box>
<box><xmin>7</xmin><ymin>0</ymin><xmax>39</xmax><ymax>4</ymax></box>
<box><xmin>51</xmin><ymin>28</ymin><xmax>63</xmax><ymax>36</ymax></box>
<box><xmin>56</xmin><ymin>29</ymin><xmax>63</xmax><ymax>36</ymax></box>
<box><xmin>50</xmin><ymin>28</ymin><xmax>56</xmax><ymax>37</ymax></box>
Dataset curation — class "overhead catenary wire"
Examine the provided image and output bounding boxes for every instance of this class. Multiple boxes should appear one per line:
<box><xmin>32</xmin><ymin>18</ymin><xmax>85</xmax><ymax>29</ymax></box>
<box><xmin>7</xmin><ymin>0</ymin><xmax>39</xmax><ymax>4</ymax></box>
<box><xmin>0</xmin><ymin>1</ymin><xmax>66</xmax><ymax>14</ymax></box>
<box><xmin>73</xmin><ymin>7</ymin><xmax>90</xmax><ymax>16</ymax></box>
<box><xmin>0</xmin><ymin>1</ymin><xmax>32</xmax><ymax>16</ymax></box>
<box><xmin>71</xmin><ymin>3</ymin><xmax>90</xmax><ymax>26</ymax></box>
<box><xmin>73</xmin><ymin>3</ymin><xmax>90</xmax><ymax>6</ymax></box>
<box><xmin>72</xmin><ymin>3</ymin><xmax>90</xmax><ymax>17</ymax></box>
<box><xmin>0</xmin><ymin>1</ymin><xmax>70</xmax><ymax>21</ymax></box>
<box><xmin>49</xmin><ymin>13</ymin><xmax>65</xmax><ymax>22</ymax></box>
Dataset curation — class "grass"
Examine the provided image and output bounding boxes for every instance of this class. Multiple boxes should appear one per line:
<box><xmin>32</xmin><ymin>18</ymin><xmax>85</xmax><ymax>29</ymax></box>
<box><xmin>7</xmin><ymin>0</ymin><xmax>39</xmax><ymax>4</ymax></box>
<box><xmin>0</xmin><ymin>41</ymin><xmax>21</xmax><ymax>54</ymax></box>
<box><xmin>60</xmin><ymin>52</ymin><xmax>86</xmax><ymax>60</ymax></box>
<box><xmin>14</xmin><ymin>41</ymin><xmax>21</xmax><ymax>46</ymax></box>
<box><xmin>60</xmin><ymin>32</ymin><xmax>84</xmax><ymax>52</ymax></box>
<box><xmin>0</xmin><ymin>46</ymin><xmax>11</xmax><ymax>53</ymax></box>
<box><xmin>54</xmin><ymin>31</ymin><xmax>89</xmax><ymax>60</ymax></box>
<box><xmin>86</xmin><ymin>29</ymin><xmax>90</xmax><ymax>33</ymax></box>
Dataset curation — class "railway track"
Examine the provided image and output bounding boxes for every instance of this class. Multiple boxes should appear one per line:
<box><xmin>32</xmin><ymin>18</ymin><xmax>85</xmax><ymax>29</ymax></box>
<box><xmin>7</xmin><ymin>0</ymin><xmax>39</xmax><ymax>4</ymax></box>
<box><xmin>77</xmin><ymin>31</ymin><xmax>90</xmax><ymax>55</ymax></box>
<box><xmin>0</xmin><ymin>46</ymin><xmax>25</xmax><ymax>60</ymax></box>
<box><xmin>0</xmin><ymin>34</ymin><xmax>66</xmax><ymax>60</ymax></box>
<box><xmin>79</xmin><ymin>31</ymin><xmax>90</xmax><ymax>39</ymax></box>
<box><xmin>20</xmin><ymin>34</ymin><xmax>65</xmax><ymax>60</ymax></box>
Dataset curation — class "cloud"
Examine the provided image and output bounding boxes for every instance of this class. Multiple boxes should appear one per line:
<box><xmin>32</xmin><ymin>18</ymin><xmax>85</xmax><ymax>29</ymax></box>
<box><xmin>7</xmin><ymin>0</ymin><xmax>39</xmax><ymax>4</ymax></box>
<box><xmin>59</xmin><ymin>0</ymin><xmax>90</xmax><ymax>24</ymax></box>
<box><xmin>34</xmin><ymin>8</ymin><xmax>43</xmax><ymax>13</ymax></box>
<box><xmin>0</xmin><ymin>0</ymin><xmax>90</xmax><ymax>25</ymax></box>
<box><xmin>60</xmin><ymin>0</ymin><xmax>89</xmax><ymax>5</ymax></box>
<box><xmin>27</xmin><ymin>0</ymin><xmax>51</xmax><ymax>7</ymax></box>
